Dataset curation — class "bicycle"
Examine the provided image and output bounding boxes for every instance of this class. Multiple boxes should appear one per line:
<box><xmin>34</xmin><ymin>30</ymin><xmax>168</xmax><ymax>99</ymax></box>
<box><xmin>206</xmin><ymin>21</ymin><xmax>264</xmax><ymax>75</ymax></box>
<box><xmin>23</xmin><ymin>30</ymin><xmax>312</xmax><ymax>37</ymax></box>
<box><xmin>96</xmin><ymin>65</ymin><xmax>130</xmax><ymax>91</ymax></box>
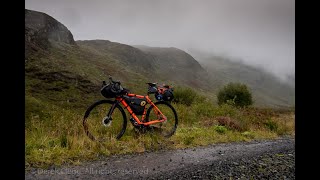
<box><xmin>83</xmin><ymin>76</ymin><xmax>178</xmax><ymax>141</ymax></box>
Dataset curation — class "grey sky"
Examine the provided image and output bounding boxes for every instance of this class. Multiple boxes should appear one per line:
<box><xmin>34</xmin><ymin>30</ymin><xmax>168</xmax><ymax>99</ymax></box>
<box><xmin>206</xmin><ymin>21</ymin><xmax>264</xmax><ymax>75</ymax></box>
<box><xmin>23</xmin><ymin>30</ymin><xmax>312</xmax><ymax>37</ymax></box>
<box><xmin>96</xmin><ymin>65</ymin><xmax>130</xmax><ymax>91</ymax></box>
<box><xmin>25</xmin><ymin>0</ymin><xmax>295</xmax><ymax>81</ymax></box>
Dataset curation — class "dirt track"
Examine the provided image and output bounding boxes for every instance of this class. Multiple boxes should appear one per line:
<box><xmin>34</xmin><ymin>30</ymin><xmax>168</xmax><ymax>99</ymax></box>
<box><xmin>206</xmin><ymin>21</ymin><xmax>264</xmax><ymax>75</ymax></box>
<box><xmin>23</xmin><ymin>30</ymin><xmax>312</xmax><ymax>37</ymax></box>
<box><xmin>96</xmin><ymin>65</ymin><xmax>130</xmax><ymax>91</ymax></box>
<box><xmin>26</xmin><ymin>137</ymin><xmax>295</xmax><ymax>179</ymax></box>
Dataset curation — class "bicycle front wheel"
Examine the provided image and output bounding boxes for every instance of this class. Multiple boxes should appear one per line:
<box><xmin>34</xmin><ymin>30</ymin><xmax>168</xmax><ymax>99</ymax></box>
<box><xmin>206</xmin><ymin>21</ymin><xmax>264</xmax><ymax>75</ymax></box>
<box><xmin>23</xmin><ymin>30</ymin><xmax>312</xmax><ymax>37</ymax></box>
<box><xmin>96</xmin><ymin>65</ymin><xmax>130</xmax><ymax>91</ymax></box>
<box><xmin>83</xmin><ymin>100</ymin><xmax>127</xmax><ymax>141</ymax></box>
<box><xmin>146</xmin><ymin>101</ymin><xmax>178</xmax><ymax>138</ymax></box>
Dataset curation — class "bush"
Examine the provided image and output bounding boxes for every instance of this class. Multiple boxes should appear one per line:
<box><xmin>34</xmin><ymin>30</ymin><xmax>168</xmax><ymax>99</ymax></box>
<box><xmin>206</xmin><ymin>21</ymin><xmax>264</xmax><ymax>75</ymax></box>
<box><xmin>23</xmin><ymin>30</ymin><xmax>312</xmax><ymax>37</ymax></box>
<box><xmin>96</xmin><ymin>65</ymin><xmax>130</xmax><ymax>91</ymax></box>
<box><xmin>173</xmin><ymin>87</ymin><xmax>197</xmax><ymax>106</ymax></box>
<box><xmin>214</xmin><ymin>125</ymin><xmax>228</xmax><ymax>134</ymax></box>
<box><xmin>264</xmin><ymin>120</ymin><xmax>278</xmax><ymax>131</ymax></box>
<box><xmin>217</xmin><ymin>83</ymin><xmax>253</xmax><ymax>107</ymax></box>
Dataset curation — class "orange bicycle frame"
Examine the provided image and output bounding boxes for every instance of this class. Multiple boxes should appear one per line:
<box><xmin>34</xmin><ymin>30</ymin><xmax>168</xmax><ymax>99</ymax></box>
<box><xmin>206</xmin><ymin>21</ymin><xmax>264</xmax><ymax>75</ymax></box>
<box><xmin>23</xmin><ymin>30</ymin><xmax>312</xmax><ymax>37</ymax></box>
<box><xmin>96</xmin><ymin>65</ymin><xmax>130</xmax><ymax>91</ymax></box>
<box><xmin>115</xmin><ymin>93</ymin><xmax>167</xmax><ymax>126</ymax></box>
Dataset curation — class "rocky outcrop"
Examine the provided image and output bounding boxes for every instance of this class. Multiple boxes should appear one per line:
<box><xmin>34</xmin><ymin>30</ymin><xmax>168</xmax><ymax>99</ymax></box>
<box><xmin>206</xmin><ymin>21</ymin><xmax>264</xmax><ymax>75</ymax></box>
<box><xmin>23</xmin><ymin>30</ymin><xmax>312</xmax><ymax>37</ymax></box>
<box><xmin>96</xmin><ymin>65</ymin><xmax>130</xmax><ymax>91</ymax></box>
<box><xmin>25</xmin><ymin>9</ymin><xmax>75</xmax><ymax>49</ymax></box>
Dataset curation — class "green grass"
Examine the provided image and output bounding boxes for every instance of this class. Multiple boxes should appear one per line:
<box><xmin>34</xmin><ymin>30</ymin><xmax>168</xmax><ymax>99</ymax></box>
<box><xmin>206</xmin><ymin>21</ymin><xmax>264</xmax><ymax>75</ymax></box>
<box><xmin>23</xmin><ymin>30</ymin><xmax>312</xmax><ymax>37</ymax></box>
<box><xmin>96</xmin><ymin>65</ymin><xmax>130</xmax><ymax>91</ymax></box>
<box><xmin>25</xmin><ymin>94</ymin><xmax>295</xmax><ymax>169</ymax></box>
<box><xmin>214</xmin><ymin>125</ymin><xmax>228</xmax><ymax>134</ymax></box>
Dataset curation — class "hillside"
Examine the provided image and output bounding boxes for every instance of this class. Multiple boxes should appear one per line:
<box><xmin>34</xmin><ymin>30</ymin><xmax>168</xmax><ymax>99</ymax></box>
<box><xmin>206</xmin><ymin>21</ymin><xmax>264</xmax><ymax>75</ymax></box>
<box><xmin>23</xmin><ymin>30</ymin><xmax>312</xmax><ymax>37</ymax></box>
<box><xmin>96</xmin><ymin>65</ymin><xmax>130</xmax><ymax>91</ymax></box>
<box><xmin>25</xmin><ymin>9</ymin><xmax>210</xmax><ymax>113</ymax></box>
<box><xmin>77</xmin><ymin>40</ymin><xmax>156</xmax><ymax>73</ymax></box>
<box><xmin>188</xmin><ymin>50</ymin><xmax>295</xmax><ymax>107</ymax></box>
<box><xmin>133</xmin><ymin>45</ymin><xmax>209</xmax><ymax>89</ymax></box>
<box><xmin>25</xmin><ymin>8</ymin><xmax>294</xmax><ymax>111</ymax></box>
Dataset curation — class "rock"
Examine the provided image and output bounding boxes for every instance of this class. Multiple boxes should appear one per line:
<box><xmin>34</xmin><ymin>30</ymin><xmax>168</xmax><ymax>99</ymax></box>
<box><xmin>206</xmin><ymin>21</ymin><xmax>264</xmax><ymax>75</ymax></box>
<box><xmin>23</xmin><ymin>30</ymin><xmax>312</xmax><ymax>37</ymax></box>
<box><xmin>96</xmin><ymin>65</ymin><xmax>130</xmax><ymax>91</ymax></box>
<box><xmin>25</xmin><ymin>9</ymin><xmax>76</xmax><ymax>55</ymax></box>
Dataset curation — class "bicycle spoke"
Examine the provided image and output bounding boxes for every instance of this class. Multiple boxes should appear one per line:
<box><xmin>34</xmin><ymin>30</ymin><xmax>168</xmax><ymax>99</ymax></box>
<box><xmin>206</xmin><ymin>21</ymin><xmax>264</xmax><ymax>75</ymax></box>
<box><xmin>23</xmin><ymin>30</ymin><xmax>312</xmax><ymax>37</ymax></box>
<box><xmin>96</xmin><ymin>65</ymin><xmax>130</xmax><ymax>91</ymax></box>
<box><xmin>83</xmin><ymin>100</ymin><xmax>126</xmax><ymax>141</ymax></box>
<box><xmin>147</xmin><ymin>102</ymin><xmax>177</xmax><ymax>137</ymax></box>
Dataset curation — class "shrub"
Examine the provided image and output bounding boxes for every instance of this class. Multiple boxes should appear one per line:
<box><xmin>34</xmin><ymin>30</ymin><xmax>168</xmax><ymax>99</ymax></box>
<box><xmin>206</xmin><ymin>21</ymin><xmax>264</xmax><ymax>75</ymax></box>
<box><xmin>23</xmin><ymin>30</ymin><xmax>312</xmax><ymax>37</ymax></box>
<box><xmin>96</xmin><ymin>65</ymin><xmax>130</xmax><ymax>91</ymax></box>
<box><xmin>264</xmin><ymin>120</ymin><xmax>278</xmax><ymax>131</ymax></box>
<box><xmin>173</xmin><ymin>87</ymin><xmax>197</xmax><ymax>106</ymax></box>
<box><xmin>217</xmin><ymin>83</ymin><xmax>253</xmax><ymax>107</ymax></box>
<box><xmin>214</xmin><ymin>125</ymin><xmax>228</xmax><ymax>134</ymax></box>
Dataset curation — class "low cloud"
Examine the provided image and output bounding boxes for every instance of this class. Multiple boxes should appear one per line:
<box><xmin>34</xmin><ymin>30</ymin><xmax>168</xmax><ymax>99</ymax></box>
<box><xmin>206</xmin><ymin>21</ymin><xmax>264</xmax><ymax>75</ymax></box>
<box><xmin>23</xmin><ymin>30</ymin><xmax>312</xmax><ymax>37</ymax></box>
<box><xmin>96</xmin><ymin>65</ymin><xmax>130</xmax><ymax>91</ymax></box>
<box><xmin>26</xmin><ymin>0</ymin><xmax>295</xmax><ymax>82</ymax></box>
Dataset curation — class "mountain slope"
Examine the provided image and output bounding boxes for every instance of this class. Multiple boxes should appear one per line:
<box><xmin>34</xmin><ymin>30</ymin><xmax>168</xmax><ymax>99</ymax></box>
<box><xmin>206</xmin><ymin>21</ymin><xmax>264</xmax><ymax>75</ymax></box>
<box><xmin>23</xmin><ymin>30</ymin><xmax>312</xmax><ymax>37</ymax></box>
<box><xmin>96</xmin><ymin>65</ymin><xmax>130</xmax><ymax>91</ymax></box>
<box><xmin>77</xmin><ymin>40</ymin><xmax>157</xmax><ymax>73</ymax></box>
<box><xmin>25</xmin><ymin>8</ymin><xmax>294</xmax><ymax>110</ymax></box>
<box><xmin>133</xmin><ymin>45</ymin><xmax>208</xmax><ymax>88</ymax></box>
<box><xmin>188</xmin><ymin>51</ymin><xmax>295</xmax><ymax>107</ymax></box>
<box><xmin>25</xmin><ymin>9</ymin><xmax>209</xmax><ymax>111</ymax></box>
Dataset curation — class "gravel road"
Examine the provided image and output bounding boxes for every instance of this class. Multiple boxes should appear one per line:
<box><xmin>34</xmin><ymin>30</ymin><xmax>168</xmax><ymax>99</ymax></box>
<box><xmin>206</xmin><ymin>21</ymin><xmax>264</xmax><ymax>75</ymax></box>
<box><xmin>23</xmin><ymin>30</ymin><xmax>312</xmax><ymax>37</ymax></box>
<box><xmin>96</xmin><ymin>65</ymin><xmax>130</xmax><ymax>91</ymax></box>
<box><xmin>26</xmin><ymin>138</ymin><xmax>295</xmax><ymax>180</ymax></box>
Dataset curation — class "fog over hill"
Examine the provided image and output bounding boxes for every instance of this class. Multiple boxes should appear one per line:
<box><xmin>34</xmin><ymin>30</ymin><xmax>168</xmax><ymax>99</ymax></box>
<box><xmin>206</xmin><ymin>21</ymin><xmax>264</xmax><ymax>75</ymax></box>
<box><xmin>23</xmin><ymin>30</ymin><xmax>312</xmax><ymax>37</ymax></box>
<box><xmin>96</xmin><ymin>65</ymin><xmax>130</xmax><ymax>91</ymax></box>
<box><xmin>25</xmin><ymin>0</ymin><xmax>294</xmax><ymax>83</ymax></box>
<box><xmin>25</xmin><ymin>9</ymin><xmax>294</xmax><ymax>113</ymax></box>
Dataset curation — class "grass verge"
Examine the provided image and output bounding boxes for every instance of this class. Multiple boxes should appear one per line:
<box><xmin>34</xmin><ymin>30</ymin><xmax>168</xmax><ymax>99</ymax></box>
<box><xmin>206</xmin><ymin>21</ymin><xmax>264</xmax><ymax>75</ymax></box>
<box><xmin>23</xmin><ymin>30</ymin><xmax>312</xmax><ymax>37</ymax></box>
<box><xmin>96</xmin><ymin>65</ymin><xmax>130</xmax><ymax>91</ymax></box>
<box><xmin>25</xmin><ymin>96</ymin><xmax>294</xmax><ymax>169</ymax></box>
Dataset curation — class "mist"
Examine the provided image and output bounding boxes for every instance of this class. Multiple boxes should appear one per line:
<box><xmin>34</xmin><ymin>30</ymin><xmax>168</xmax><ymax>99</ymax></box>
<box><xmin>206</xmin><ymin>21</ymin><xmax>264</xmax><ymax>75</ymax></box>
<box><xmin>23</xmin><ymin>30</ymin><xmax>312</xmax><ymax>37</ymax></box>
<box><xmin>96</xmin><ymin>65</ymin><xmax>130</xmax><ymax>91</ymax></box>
<box><xmin>25</xmin><ymin>0</ymin><xmax>295</xmax><ymax>82</ymax></box>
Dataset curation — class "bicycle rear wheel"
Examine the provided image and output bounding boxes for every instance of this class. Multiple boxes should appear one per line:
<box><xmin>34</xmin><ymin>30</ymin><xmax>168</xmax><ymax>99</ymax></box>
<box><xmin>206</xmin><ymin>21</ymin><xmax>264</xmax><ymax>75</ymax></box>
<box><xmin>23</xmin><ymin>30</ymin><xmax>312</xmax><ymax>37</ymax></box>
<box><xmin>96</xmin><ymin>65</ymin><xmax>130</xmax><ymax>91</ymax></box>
<box><xmin>83</xmin><ymin>100</ymin><xmax>127</xmax><ymax>141</ymax></box>
<box><xmin>145</xmin><ymin>101</ymin><xmax>178</xmax><ymax>137</ymax></box>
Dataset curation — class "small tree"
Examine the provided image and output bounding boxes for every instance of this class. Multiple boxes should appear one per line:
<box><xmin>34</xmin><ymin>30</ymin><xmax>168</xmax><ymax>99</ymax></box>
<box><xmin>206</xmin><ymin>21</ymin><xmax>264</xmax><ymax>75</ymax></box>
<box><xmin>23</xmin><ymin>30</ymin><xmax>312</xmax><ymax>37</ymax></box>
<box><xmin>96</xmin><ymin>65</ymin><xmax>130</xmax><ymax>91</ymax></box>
<box><xmin>173</xmin><ymin>87</ymin><xmax>197</xmax><ymax>106</ymax></box>
<box><xmin>217</xmin><ymin>82</ymin><xmax>253</xmax><ymax>107</ymax></box>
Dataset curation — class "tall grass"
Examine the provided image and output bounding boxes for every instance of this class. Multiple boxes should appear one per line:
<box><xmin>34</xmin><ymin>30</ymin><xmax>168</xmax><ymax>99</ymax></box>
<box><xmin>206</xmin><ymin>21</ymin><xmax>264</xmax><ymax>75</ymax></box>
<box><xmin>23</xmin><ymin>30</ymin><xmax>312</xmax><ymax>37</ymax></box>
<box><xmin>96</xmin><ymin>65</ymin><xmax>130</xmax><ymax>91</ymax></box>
<box><xmin>25</xmin><ymin>91</ymin><xmax>295</xmax><ymax>169</ymax></box>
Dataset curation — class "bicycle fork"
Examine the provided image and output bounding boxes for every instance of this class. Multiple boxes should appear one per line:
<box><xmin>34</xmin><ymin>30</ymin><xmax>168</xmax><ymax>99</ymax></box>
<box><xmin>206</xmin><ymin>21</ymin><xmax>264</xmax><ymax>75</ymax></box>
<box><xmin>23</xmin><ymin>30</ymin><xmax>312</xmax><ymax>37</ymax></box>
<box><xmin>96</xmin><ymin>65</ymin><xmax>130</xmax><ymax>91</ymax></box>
<box><xmin>102</xmin><ymin>102</ymin><xmax>118</xmax><ymax>127</ymax></box>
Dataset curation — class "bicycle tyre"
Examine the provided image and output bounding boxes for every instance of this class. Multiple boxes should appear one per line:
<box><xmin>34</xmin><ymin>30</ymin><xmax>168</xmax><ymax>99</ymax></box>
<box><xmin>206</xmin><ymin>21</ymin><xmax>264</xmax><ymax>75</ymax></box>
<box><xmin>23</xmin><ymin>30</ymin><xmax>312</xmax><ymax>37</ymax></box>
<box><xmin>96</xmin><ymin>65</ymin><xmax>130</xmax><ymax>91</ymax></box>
<box><xmin>145</xmin><ymin>101</ymin><xmax>178</xmax><ymax>138</ymax></box>
<box><xmin>83</xmin><ymin>100</ymin><xmax>127</xmax><ymax>141</ymax></box>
